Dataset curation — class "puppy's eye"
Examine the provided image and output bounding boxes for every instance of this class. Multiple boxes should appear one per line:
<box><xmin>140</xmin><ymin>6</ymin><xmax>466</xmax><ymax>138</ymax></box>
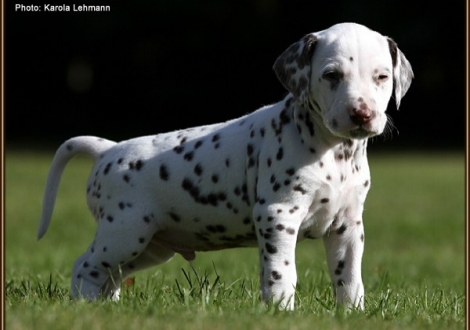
<box><xmin>322</xmin><ymin>70</ymin><xmax>343</xmax><ymax>81</ymax></box>
<box><xmin>378</xmin><ymin>74</ymin><xmax>389</xmax><ymax>81</ymax></box>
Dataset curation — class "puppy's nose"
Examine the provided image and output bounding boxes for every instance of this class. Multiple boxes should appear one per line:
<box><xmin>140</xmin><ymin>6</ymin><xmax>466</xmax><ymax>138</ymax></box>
<box><xmin>350</xmin><ymin>107</ymin><xmax>372</xmax><ymax>125</ymax></box>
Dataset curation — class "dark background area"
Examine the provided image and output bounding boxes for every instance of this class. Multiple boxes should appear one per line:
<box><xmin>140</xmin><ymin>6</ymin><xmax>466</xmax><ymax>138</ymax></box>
<box><xmin>4</xmin><ymin>0</ymin><xmax>467</xmax><ymax>151</ymax></box>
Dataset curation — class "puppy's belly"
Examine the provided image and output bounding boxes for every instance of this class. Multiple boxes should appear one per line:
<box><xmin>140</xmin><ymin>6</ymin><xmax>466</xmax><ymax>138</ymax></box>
<box><xmin>151</xmin><ymin>228</ymin><xmax>259</xmax><ymax>260</ymax></box>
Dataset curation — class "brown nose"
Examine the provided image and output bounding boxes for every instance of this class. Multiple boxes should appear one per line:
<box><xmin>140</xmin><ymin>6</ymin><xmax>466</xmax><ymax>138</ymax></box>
<box><xmin>350</xmin><ymin>107</ymin><xmax>372</xmax><ymax>125</ymax></box>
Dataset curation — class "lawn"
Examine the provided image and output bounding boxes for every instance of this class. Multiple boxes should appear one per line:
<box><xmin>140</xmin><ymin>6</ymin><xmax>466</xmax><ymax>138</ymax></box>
<box><xmin>4</xmin><ymin>150</ymin><xmax>465</xmax><ymax>329</ymax></box>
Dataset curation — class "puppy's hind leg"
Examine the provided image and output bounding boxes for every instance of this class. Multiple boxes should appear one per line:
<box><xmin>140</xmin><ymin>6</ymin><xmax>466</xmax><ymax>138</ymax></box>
<box><xmin>71</xmin><ymin>249</ymin><xmax>104</xmax><ymax>300</ymax></box>
<box><xmin>101</xmin><ymin>242</ymin><xmax>175</xmax><ymax>300</ymax></box>
<box><xmin>70</xmin><ymin>210</ymin><xmax>162</xmax><ymax>300</ymax></box>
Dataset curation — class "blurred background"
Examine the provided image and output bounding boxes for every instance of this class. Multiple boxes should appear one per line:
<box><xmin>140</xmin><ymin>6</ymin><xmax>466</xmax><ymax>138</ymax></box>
<box><xmin>4</xmin><ymin>0</ymin><xmax>466</xmax><ymax>151</ymax></box>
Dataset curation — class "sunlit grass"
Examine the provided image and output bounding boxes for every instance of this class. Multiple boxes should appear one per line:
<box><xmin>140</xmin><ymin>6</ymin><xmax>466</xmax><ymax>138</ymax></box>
<box><xmin>5</xmin><ymin>150</ymin><xmax>465</xmax><ymax>329</ymax></box>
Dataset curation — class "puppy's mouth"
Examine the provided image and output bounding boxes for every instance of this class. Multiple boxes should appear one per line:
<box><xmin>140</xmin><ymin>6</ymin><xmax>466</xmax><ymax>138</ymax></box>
<box><xmin>331</xmin><ymin>124</ymin><xmax>379</xmax><ymax>139</ymax></box>
<box><xmin>348</xmin><ymin>127</ymin><xmax>376</xmax><ymax>139</ymax></box>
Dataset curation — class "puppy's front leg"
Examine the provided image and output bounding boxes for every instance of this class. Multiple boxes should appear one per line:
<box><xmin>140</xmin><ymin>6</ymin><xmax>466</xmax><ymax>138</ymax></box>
<box><xmin>255</xmin><ymin>205</ymin><xmax>302</xmax><ymax>310</ymax></box>
<box><xmin>323</xmin><ymin>218</ymin><xmax>365</xmax><ymax>309</ymax></box>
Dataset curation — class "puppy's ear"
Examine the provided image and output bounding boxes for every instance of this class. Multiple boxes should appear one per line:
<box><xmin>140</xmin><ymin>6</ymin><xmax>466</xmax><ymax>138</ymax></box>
<box><xmin>273</xmin><ymin>34</ymin><xmax>317</xmax><ymax>105</ymax></box>
<box><xmin>387</xmin><ymin>38</ymin><xmax>414</xmax><ymax>109</ymax></box>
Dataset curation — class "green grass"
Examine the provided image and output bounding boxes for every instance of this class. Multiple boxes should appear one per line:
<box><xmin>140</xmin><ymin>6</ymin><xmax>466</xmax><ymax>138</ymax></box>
<box><xmin>5</xmin><ymin>150</ymin><xmax>465</xmax><ymax>329</ymax></box>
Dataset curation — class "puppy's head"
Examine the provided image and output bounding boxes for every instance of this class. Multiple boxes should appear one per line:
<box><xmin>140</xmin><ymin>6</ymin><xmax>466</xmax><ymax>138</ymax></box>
<box><xmin>274</xmin><ymin>23</ymin><xmax>413</xmax><ymax>139</ymax></box>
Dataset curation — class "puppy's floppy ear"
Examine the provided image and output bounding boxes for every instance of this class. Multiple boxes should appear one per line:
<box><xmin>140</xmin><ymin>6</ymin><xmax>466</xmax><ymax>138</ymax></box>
<box><xmin>387</xmin><ymin>38</ymin><xmax>414</xmax><ymax>109</ymax></box>
<box><xmin>273</xmin><ymin>34</ymin><xmax>318</xmax><ymax>105</ymax></box>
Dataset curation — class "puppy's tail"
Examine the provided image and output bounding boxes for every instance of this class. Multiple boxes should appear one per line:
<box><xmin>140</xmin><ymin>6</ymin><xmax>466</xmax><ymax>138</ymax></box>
<box><xmin>38</xmin><ymin>136</ymin><xmax>116</xmax><ymax>240</ymax></box>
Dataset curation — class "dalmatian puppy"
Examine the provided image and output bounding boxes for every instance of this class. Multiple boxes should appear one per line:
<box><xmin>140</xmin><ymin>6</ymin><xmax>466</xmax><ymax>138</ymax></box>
<box><xmin>38</xmin><ymin>22</ymin><xmax>413</xmax><ymax>310</ymax></box>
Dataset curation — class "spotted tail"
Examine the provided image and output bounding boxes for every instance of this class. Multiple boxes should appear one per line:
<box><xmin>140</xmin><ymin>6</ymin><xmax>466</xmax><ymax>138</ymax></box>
<box><xmin>38</xmin><ymin>136</ymin><xmax>116</xmax><ymax>240</ymax></box>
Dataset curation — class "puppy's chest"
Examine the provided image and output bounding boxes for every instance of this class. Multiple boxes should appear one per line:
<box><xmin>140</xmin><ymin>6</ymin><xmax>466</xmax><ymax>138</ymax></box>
<box><xmin>298</xmin><ymin>157</ymin><xmax>371</xmax><ymax>239</ymax></box>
